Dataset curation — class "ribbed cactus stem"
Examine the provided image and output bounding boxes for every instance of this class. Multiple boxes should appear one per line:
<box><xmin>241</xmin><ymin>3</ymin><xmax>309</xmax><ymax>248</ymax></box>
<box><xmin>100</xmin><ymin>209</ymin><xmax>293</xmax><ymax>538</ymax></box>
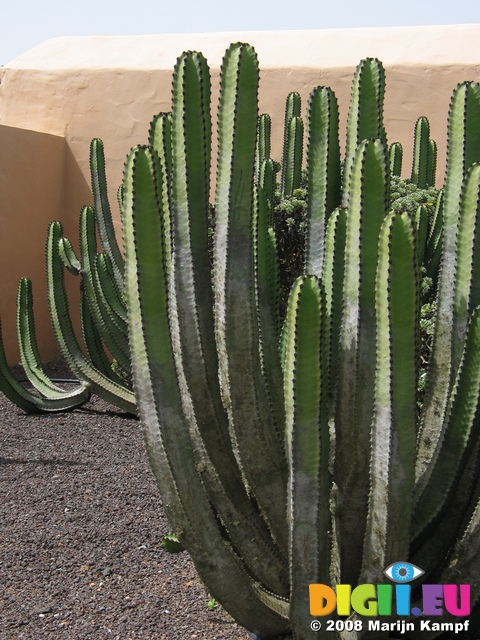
<box><xmin>428</xmin><ymin>138</ymin><xmax>438</xmax><ymax>186</ymax></box>
<box><xmin>259</xmin><ymin>158</ymin><xmax>276</xmax><ymax>225</ymax></box>
<box><xmin>388</xmin><ymin>142</ymin><xmax>403</xmax><ymax>176</ymax></box>
<box><xmin>284</xmin><ymin>275</ymin><xmax>330</xmax><ymax>639</ymax></box>
<box><xmin>411</xmin><ymin>116</ymin><xmax>430</xmax><ymax>188</ymax></box>
<box><xmin>334</xmin><ymin>138</ymin><xmax>388</xmax><ymax>585</ymax></box>
<box><xmin>281</xmin><ymin>92</ymin><xmax>301</xmax><ymax>194</ymax></box>
<box><xmin>214</xmin><ymin>43</ymin><xmax>288</xmax><ymax>555</ymax></box>
<box><xmin>90</xmin><ymin>138</ymin><xmax>124</xmax><ymax>292</ymax></box>
<box><xmin>342</xmin><ymin>58</ymin><xmax>386</xmax><ymax>207</ymax></box>
<box><xmin>305</xmin><ymin>86</ymin><xmax>341</xmax><ymax>278</ymax></box>
<box><xmin>283</xmin><ymin>115</ymin><xmax>304</xmax><ymax>197</ymax></box>
<box><xmin>255</xmin><ymin>113</ymin><xmax>271</xmax><ymax>181</ymax></box>
<box><xmin>17</xmin><ymin>277</ymin><xmax>73</xmax><ymax>398</ymax></box>
<box><xmin>362</xmin><ymin>211</ymin><xmax>418</xmax><ymax>582</ymax></box>
<box><xmin>58</xmin><ymin>237</ymin><xmax>82</xmax><ymax>275</ymax></box>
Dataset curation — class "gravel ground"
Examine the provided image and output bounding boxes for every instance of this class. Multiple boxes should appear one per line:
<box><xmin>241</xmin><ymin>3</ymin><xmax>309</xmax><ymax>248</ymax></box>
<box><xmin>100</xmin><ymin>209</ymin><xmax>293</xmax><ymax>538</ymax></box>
<box><xmin>0</xmin><ymin>366</ymin><xmax>250</xmax><ymax>640</ymax></box>
<box><xmin>1</xmin><ymin>365</ymin><xmax>478</xmax><ymax>640</ymax></box>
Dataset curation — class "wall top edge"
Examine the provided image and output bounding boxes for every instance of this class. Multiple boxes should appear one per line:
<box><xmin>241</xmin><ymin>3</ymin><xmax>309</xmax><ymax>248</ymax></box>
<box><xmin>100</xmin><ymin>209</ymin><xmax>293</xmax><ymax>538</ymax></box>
<box><xmin>5</xmin><ymin>24</ymin><xmax>480</xmax><ymax>71</ymax></box>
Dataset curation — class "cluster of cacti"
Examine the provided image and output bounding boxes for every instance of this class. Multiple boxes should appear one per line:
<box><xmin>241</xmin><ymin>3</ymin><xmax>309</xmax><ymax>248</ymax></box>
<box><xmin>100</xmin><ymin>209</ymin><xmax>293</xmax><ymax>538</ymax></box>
<box><xmin>2</xmin><ymin>38</ymin><xmax>480</xmax><ymax>640</ymax></box>
<box><xmin>119</xmin><ymin>43</ymin><xmax>480</xmax><ymax>640</ymax></box>
<box><xmin>0</xmin><ymin>138</ymin><xmax>136</xmax><ymax>414</ymax></box>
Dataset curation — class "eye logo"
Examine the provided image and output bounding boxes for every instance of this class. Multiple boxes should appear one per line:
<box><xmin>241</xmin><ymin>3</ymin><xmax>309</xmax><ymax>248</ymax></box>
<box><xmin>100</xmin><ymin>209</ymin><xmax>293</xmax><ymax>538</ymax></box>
<box><xmin>384</xmin><ymin>562</ymin><xmax>424</xmax><ymax>583</ymax></box>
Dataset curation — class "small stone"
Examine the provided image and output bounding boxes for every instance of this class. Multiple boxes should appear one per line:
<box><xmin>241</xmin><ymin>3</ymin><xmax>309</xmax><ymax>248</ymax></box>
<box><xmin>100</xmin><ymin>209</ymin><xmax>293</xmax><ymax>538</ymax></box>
<box><xmin>35</xmin><ymin>605</ymin><xmax>53</xmax><ymax>614</ymax></box>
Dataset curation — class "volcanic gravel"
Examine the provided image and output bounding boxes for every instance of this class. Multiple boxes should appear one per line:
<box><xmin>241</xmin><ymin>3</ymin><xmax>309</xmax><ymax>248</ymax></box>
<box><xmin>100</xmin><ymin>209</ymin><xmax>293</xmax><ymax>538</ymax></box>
<box><xmin>0</xmin><ymin>364</ymin><xmax>250</xmax><ymax>640</ymax></box>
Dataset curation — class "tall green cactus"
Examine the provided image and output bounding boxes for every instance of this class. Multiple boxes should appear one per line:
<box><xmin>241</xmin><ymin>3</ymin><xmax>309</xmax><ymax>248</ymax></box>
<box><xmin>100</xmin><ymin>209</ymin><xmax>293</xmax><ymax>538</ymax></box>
<box><xmin>118</xmin><ymin>43</ymin><xmax>480</xmax><ymax>640</ymax></box>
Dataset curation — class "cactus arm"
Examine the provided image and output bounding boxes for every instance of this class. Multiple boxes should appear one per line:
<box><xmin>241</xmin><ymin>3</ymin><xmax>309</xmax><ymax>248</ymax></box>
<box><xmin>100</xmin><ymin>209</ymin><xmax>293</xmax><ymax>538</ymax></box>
<box><xmin>16</xmin><ymin>277</ymin><xmax>73</xmax><ymax>398</ymax></box>
<box><xmin>149</xmin><ymin>112</ymin><xmax>173</xmax><ymax>176</ymax></box>
<box><xmin>255</xmin><ymin>113</ymin><xmax>271</xmax><ymax>181</ymax></box>
<box><xmin>168</xmin><ymin>51</ymin><xmax>289</xmax><ymax>593</ymax></box>
<box><xmin>362</xmin><ymin>211</ymin><xmax>418</xmax><ymax>582</ymax></box>
<box><xmin>79</xmin><ymin>280</ymin><xmax>122</xmax><ymax>382</ymax></box>
<box><xmin>413</xmin><ymin>307</ymin><xmax>480</xmax><ymax>537</ymax></box>
<box><xmin>334</xmin><ymin>138</ymin><xmax>388</xmax><ymax>585</ymax></box>
<box><xmin>214</xmin><ymin>42</ymin><xmax>289</xmax><ymax>554</ymax></box>
<box><xmin>417</xmin><ymin>83</ymin><xmax>480</xmax><ymax>480</ymax></box>
<box><xmin>322</xmin><ymin>207</ymin><xmax>347</xmax><ymax>406</ymax></box>
<box><xmin>415</xmin><ymin>205</ymin><xmax>429</xmax><ymax>269</ymax></box>
<box><xmin>170</xmin><ymin>50</ymin><xmax>216</xmax><ymax>387</ymax></box>
<box><xmin>90</xmin><ymin>138</ymin><xmax>125</xmax><ymax>292</ymax></box>
<box><xmin>95</xmin><ymin>252</ymin><xmax>127</xmax><ymax>324</ymax></box>
<box><xmin>259</xmin><ymin>158</ymin><xmax>276</xmax><ymax>225</ymax></box>
<box><xmin>46</xmin><ymin>221</ymin><xmax>136</xmax><ymax>414</ymax></box>
<box><xmin>0</xmin><ymin>314</ymin><xmax>90</xmax><ymax>413</ymax></box>
<box><xmin>79</xmin><ymin>206</ymin><xmax>131</xmax><ymax>373</ymax></box>
<box><xmin>450</xmin><ymin>164</ymin><xmax>480</xmax><ymax>377</ymax></box>
<box><xmin>281</xmin><ymin>92</ymin><xmax>301</xmax><ymax>195</ymax></box>
<box><xmin>284</xmin><ymin>276</ymin><xmax>331</xmax><ymax>637</ymax></box>
<box><xmin>425</xmin><ymin>189</ymin><xmax>444</xmax><ymax>281</ymax></box>
<box><xmin>283</xmin><ymin>115</ymin><xmax>303</xmax><ymax>197</ymax></box>
<box><xmin>122</xmin><ymin>144</ymin><xmax>290</xmax><ymax>638</ymax></box>
<box><xmin>388</xmin><ymin>142</ymin><xmax>403</xmax><ymax>177</ymax></box>
<box><xmin>58</xmin><ymin>237</ymin><xmax>82</xmax><ymax>275</ymax></box>
<box><xmin>254</xmin><ymin>185</ymin><xmax>285</xmax><ymax>436</ymax></box>
<box><xmin>342</xmin><ymin>58</ymin><xmax>386</xmax><ymax>207</ymax></box>
<box><xmin>411</xmin><ymin>116</ymin><xmax>430</xmax><ymax>188</ymax></box>
<box><xmin>428</xmin><ymin>138</ymin><xmax>438</xmax><ymax>186</ymax></box>
<box><xmin>305</xmin><ymin>86</ymin><xmax>341</xmax><ymax>278</ymax></box>
<box><xmin>148</xmin><ymin>112</ymin><xmax>173</xmax><ymax>250</ymax></box>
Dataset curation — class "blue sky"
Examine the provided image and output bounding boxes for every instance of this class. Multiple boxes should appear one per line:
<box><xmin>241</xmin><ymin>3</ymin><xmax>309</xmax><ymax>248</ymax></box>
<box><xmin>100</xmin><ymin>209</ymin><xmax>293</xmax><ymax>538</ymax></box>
<box><xmin>2</xmin><ymin>0</ymin><xmax>480</xmax><ymax>65</ymax></box>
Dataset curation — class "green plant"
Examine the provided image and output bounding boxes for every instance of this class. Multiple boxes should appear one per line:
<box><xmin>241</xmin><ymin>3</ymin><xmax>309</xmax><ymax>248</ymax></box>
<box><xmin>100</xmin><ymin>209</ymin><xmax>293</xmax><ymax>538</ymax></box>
<box><xmin>160</xmin><ymin>532</ymin><xmax>185</xmax><ymax>553</ymax></box>
<box><xmin>411</xmin><ymin>116</ymin><xmax>437</xmax><ymax>188</ymax></box>
<box><xmin>121</xmin><ymin>42</ymin><xmax>480</xmax><ymax>640</ymax></box>
<box><xmin>206</xmin><ymin>597</ymin><xmax>218</xmax><ymax>611</ymax></box>
<box><xmin>0</xmin><ymin>139</ymin><xmax>136</xmax><ymax>414</ymax></box>
<box><xmin>281</xmin><ymin>92</ymin><xmax>303</xmax><ymax>197</ymax></box>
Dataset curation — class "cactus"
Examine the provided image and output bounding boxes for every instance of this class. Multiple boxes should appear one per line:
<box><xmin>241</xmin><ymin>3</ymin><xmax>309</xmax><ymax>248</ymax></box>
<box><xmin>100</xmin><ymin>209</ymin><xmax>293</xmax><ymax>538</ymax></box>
<box><xmin>342</xmin><ymin>57</ymin><xmax>387</xmax><ymax>207</ymax></box>
<box><xmin>281</xmin><ymin>92</ymin><xmax>301</xmax><ymax>195</ymax></box>
<box><xmin>280</xmin><ymin>92</ymin><xmax>304</xmax><ymax>197</ymax></box>
<box><xmin>121</xmin><ymin>46</ymin><xmax>480</xmax><ymax>640</ymax></box>
<box><xmin>0</xmin><ymin>276</ymin><xmax>90</xmax><ymax>413</ymax></box>
<box><xmin>389</xmin><ymin>141</ymin><xmax>403</xmax><ymax>176</ymax></box>
<box><xmin>0</xmin><ymin>137</ymin><xmax>135</xmax><ymax>414</ymax></box>
<box><xmin>256</xmin><ymin>113</ymin><xmax>272</xmax><ymax>181</ymax></box>
<box><xmin>411</xmin><ymin>116</ymin><xmax>438</xmax><ymax>188</ymax></box>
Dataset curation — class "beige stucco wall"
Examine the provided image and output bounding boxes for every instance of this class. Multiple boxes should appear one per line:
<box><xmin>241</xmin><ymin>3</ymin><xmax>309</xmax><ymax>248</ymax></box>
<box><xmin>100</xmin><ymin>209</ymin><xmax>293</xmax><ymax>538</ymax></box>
<box><xmin>0</xmin><ymin>25</ymin><xmax>479</xmax><ymax>362</ymax></box>
<box><xmin>0</xmin><ymin>126</ymin><xmax>72</xmax><ymax>362</ymax></box>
